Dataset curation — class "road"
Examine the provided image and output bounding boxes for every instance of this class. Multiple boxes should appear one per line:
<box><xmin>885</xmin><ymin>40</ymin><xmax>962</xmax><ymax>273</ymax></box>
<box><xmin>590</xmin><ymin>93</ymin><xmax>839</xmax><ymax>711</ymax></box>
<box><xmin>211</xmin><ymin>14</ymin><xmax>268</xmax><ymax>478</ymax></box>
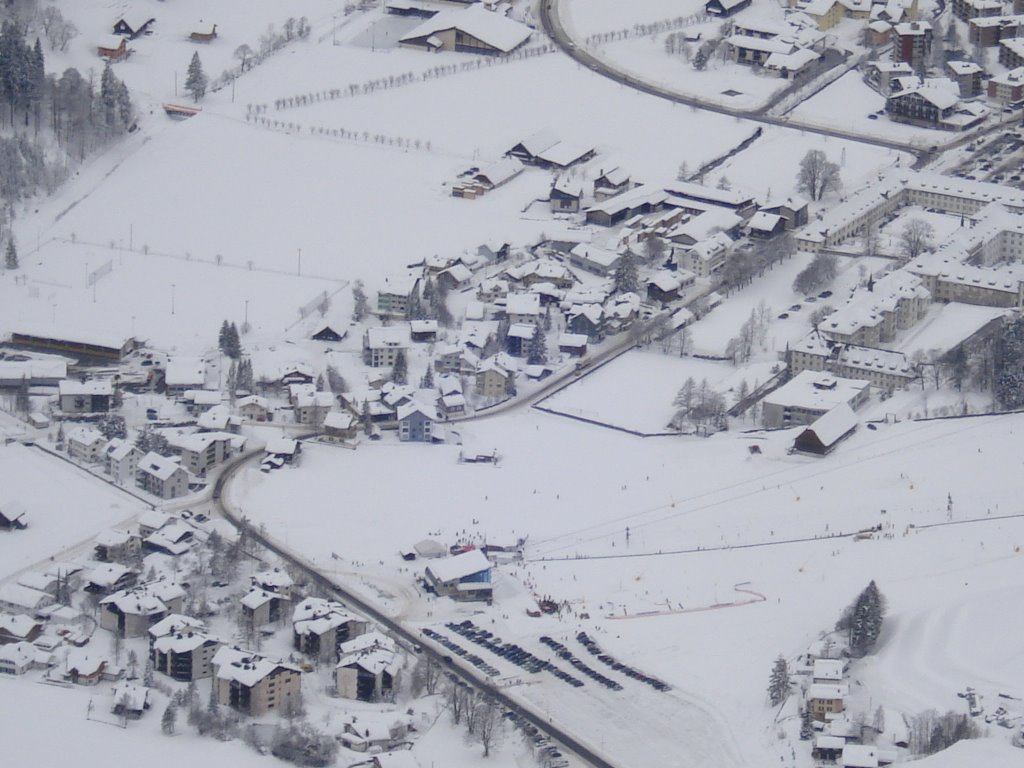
<box><xmin>538</xmin><ymin>0</ymin><xmax>933</xmax><ymax>161</ymax></box>
<box><xmin>210</xmin><ymin>451</ymin><xmax>622</xmax><ymax>768</ymax></box>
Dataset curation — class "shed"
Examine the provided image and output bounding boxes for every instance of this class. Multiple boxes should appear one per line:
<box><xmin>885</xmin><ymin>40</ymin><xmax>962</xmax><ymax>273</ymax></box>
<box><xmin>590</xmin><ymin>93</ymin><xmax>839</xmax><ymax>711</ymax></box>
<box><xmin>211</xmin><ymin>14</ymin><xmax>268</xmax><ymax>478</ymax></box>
<box><xmin>792</xmin><ymin>403</ymin><xmax>857</xmax><ymax>455</ymax></box>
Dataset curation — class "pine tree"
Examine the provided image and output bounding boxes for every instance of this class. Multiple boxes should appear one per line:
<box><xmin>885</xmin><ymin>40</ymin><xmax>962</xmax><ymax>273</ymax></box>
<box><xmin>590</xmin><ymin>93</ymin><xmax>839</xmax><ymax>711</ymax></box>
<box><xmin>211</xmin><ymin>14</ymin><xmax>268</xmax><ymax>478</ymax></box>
<box><xmin>613</xmin><ymin>250</ymin><xmax>639</xmax><ymax>295</ymax></box>
<box><xmin>352</xmin><ymin>279</ymin><xmax>368</xmax><ymax>321</ymax></box>
<box><xmin>326</xmin><ymin>364</ymin><xmax>346</xmax><ymax>394</ymax></box>
<box><xmin>420</xmin><ymin>365</ymin><xmax>434</xmax><ymax>389</ymax></box>
<box><xmin>185</xmin><ymin>52</ymin><xmax>208</xmax><ymax>102</ymax></box>
<box><xmin>800</xmin><ymin>707</ymin><xmax>814</xmax><ymax>740</ymax></box>
<box><xmin>767</xmin><ymin>655</ymin><xmax>789</xmax><ymax>706</ymax></box>
<box><xmin>392</xmin><ymin>349</ymin><xmax>408</xmax><ymax>384</ymax></box>
<box><xmin>161</xmin><ymin>702</ymin><xmax>177</xmax><ymax>735</ymax></box>
<box><xmin>4</xmin><ymin>238</ymin><xmax>17</xmax><ymax>269</ymax></box>
<box><xmin>361</xmin><ymin>399</ymin><xmax>372</xmax><ymax>435</ymax></box>
<box><xmin>218</xmin><ymin>320</ymin><xmax>230</xmax><ymax>355</ymax></box>
<box><xmin>849</xmin><ymin>580</ymin><xmax>886</xmax><ymax>657</ymax></box>
<box><xmin>527</xmin><ymin>324</ymin><xmax>548</xmax><ymax>365</ymax></box>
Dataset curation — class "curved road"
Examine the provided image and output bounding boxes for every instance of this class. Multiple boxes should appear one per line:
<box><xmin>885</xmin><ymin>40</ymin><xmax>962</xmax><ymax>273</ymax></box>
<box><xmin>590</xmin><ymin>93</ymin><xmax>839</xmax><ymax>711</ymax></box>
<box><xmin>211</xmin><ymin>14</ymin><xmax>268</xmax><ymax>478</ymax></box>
<box><xmin>211</xmin><ymin>452</ymin><xmax>622</xmax><ymax>768</ymax></box>
<box><xmin>539</xmin><ymin>0</ymin><xmax>933</xmax><ymax>162</ymax></box>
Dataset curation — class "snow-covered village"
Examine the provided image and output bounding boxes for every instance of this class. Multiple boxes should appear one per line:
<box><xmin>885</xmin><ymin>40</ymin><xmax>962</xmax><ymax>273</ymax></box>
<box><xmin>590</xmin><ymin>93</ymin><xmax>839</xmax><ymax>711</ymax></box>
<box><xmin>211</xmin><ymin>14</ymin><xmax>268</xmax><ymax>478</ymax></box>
<box><xmin>0</xmin><ymin>0</ymin><xmax>1023</xmax><ymax>767</ymax></box>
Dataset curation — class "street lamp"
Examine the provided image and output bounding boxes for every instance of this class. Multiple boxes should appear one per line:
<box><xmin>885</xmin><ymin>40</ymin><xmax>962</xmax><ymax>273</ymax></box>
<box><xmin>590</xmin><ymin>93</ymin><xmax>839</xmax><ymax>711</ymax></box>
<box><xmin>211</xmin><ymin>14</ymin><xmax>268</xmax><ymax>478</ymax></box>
<box><xmin>171</xmin><ymin>283</ymin><xmax>176</xmax><ymax>315</ymax></box>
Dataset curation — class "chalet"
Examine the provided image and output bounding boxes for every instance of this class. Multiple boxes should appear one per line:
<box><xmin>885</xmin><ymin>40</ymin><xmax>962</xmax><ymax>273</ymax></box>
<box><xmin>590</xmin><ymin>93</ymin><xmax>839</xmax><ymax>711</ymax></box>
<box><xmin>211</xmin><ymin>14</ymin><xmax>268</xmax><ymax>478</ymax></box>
<box><xmin>505</xmin><ymin>260</ymin><xmax>576</xmax><ymax>290</ymax></box>
<box><xmin>342</xmin><ymin>721</ymin><xmax>411</xmax><ymax>754</ymax></box>
<box><xmin>747</xmin><ymin>211</ymin><xmax>786</xmax><ymax>239</ymax></box>
<box><xmin>813</xmin><ymin>736</ymin><xmax>847</xmax><ymax>763</ymax></box>
<box><xmin>0</xmin><ymin>641</ymin><xmax>37</xmax><ymax>675</ymax></box>
<box><xmin>569</xmin><ymin>242</ymin><xmax>621</xmax><ymax>276</ymax></box>
<box><xmin>409</xmin><ymin>320</ymin><xmax>439</xmax><ymax>343</ymax></box>
<box><xmin>475</xmin><ymin>359</ymin><xmax>514</xmax><ymax>399</ymax></box>
<box><xmin>593</xmin><ymin>166</ymin><xmax>632</xmax><ymax>199</ymax></box>
<box><xmin>59</xmin><ymin>379</ymin><xmax>112</xmax><ymax>413</ymax></box>
<box><xmin>182</xmin><ymin>389</ymin><xmax>222</xmax><ymax>415</ymax></box>
<box><xmin>265</xmin><ymin>437</ymin><xmax>301</xmax><ymax>466</ymax></box>
<box><xmin>67</xmin><ymin>427</ymin><xmax>107</xmax><ymax>464</ymax></box>
<box><xmin>505</xmin><ymin>292</ymin><xmax>543</xmax><ymax>325</ymax></box>
<box><xmin>335</xmin><ymin>632</ymin><xmax>401</xmax><ymax>701</ymax></box>
<box><xmin>212</xmin><ymin>646</ymin><xmax>302</xmax><ymax>717</ymax></box>
<box><xmin>364</xmin><ymin>327</ymin><xmax>407</xmax><ymax>367</ymax></box>
<box><xmin>438</xmin><ymin>263</ymin><xmax>473</xmax><ymax>290</ymax></box>
<box><xmin>93</xmin><ymin>529</ymin><xmax>140</xmax><ymax>563</ymax></box>
<box><xmin>424</xmin><ymin>549</ymin><xmax>492</xmax><ymax>602</ymax></box>
<box><xmin>311</xmin><ymin>324</ymin><xmax>346</xmax><ymax>342</ymax></box>
<box><xmin>111</xmin><ymin>682</ymin><xmax>150</xmax><ymax>719</ymax></box>
<box><xmin>551</xmin><ymin>177</ymin><xmax>584</xmax><ymax>213</ymax></box>
<box><xmin>677</xmin><ymin>233</ymin><xmax>732</xmax><ymax>278</ymax></box>
<box><xmin>809</xmin><ymin>682</ymin><xmax>848</xmax><ymax>720</ymax></box>
<box><xmin>762</xmin><ymin>372</ymin><xmax>870</xmax><ymax>429</ymax></box>
<box><xmin>397</xmin><ymin>402</ymin><xmax>437</xmax><ymax>442</ymax></box>
<box><xmin>292</xmin><ymin>597</ymin><xmax>367</xmax><ymax>663</ymax></box>
<box><xmin>399</xmin><ymin>5</ymin><xmax>532</xmax><ymax>54</ymax></box>
<box><xmin>506</xmin><ymin>323</ymin><xmax>536</xmax><ymax>357</ymax></box>
<box><xmin>323</xmin><ymin>411</ymin><xmax>358</xmax><ymax>441</ymax></box>
<box><xmin>507</xmin><ymin>130</ymin><xmax>595</xmax><ymax>169</ymax></box>
<box><xmin>0</xmin><ymin>501</ymin><xmax>28</xmax><ymax>531</ymax></box>
<box><xmin>477</xmin><ymin>241</ymin><xmax>511</xmax><ymax>263</ymax></box>
<box><xmin>190</xmin><ymin>23</ymin><xmax>218</xmax><ymax>43</ymax></box>
<box><xmin>164</xmin><ymin>358</ymin><xmax>206</xmax><ymax>395</ymax></box>
<box><xmin>149</xmin><ymin>615</ymin><xmax>221</xmax><ymax>681</ymax></box>
<box><xmin>557</xmin><ymin>333</ymin><xmax>589</xmax><ymax>357</ymax></box>
<box><xmin>566</xmin><ymin>304</ymin><xmax>605</xmax><ymax>342</ymax></box>
<box><xmin>705</xmin><ymin>0</ymin><xmax>752</xmax><ymax>16</ymax></box>
<box><xmin>647</xmin><ymin>270</ymin><xmax>695</xmax><ymax>304</ymax></box>
<box><xmin>104</xmin><ymin>438</ymin><xmax>141</xmax><ymax>486</ymax></box>
<box><xmin>280</xmin><ymin>364</ymin><xmax>315</xmax><ymax>387</ymax></box>
<box><xmin>0</xmin><ymin>613</ymin><xmax>41</xmax><ymax>645</ymax></box>
<box><xmin>453</xmin><ymin>158</ymin><xmax>524</xmax><ymax>198</ymax></box>
<box><xmin>813</xmin><ymin>658</ymin><xmax>846</xmax><ymax>683</ymax></box>
<box><xmin>0</xmin><ymin>583</ymin><xmax>52</xmax><ymax>616</ymax></box>
<box><xmin>136</xmin><ymin>452</ymin><xmax>190</xmax><ymax>500</ymax></box>
<box><xmin>377</xmin><ymin>273</ymin><xmax>422</xmax><ymax>316</ymax></box>
<box><xmin>17</xmin><ymin>571</ymin><xmax>58</xmax><ymax>597</ymax></box>
<box><xmin>237</xmin><ymin>395</ymin><xmax>272</xmax><ymax>422</ymax></box>
<box><xmin>84</xmin><ymin>563</ymin><xmax>139</xmax><ymax>595</ymax></box>
<box><xmin>65</xmin><ymin>650</ymin><xmax>108</xmax><ymax>685</ymax></box>
<box><xmin>143</xmin><ymin>520</ymin><xmax>195</xmax><ymax>557</ymax></box>
<box><xmin>97</xmin><ymin>35</ymin><xmax>129</xmax><ymax>61</ymax></box>
<box><xmin>100</xmin><ymin>581</ymin><xmax>186</xmax><ymax>638</ymax></box>
<box><xmin>792</xmin><ymin>404</ymin><xmax>858</xmax><ymax>456</ymax></box>
<box><xmin>762</xmin><ymin>196</ymin><xmax>809</xmax><ymax>229</ymax></box>
<box><xmin>253</xmin><ymin>568</ymin><xmax>294</xmax><ymax>599</ymax></box>
<box><xmin>294</xmin><ymin>391</ymin><xmax>335</xmax><ymax>426</ymax></box>
<box><xmin>113</xmin><ymin>14</ymin><xmax>154</xmax><ymax>38</ymax></box>
<box><xmin>438</xmin><ymin>392</ymin><xmax>466</xmax><ymax>417</ymax></box>
<box><xmin>197</xmin><ymin>403</ymin><xmax>241</xmax><ymax>433</ymax></box>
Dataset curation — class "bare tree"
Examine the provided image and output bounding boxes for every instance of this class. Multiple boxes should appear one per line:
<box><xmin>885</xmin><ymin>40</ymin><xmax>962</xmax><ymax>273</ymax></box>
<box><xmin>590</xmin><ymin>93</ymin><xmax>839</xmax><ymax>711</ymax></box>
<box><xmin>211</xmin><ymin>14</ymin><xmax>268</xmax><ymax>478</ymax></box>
<box><xmin>475</xmin><ymin>696</ymin><xmax>501</xmax><ymax>757</ymax></box>
<box><xmin>797</xmin><ymin>149</ymin><xmax>842</xmax><ymax>201</ymax></box>
<box><xmin>234</xmin><ymin>44</ymin><xmax>254</xmax><ymax>72</ymax></box>
<box><xmin>899</xmin><ymin>219</ymin><xmax>935</xmax><ymax>261</ymax></box>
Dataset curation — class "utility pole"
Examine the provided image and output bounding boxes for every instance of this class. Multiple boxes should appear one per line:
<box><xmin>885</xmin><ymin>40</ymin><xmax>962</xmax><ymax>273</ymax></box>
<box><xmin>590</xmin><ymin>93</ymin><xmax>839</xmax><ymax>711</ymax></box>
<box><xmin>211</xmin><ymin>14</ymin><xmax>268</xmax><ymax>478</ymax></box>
<box><xmin>297</xmin><ymin>248</ymin><xmax>302</xmax><ymax>276</ymax></box>
<box><xmin>171</xmin><ymin>283</ymin><xmax>176</xmax><ymax>315</ymax></box>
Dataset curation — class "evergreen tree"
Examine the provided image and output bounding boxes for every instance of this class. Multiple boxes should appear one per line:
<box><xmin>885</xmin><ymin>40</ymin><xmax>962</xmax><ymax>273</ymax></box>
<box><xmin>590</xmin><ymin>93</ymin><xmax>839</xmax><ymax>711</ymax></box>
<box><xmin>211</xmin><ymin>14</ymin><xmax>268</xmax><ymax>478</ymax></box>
<box><xmin>161</xmin><ymin>702</ymin><xmax>177</xmax><ymax>735</ymax></box>
<box><xmin>767</xmin><ymin>655</ymin><xmax>789</xmax><ymax>706</ymax></box>
<box><xmin>218</xmin><ymin>320</ymin><xmax>230</xmax><ymax>355</ymax></box>
<box><xmin>613</xmin><ymin>250</ymin><xmax>639</xmax><ymax>294</ymax></box>
<box><xmin>799</xmin><ymin>707</ymin><xmax>814</xmax><ymax>740</ymax></box>
<box><xmin>420</xmin><ymin>365</ymin><xmax>434</xmax><ymax>389</ymax></box>
<box><xmin>4</xmin><ymin>237</ymin><xmax>17</xmax><ymax>269</ymax></box>
<box><xmin>14</xmin><ymin>376</ymin><xmax>29</xmax><ymax>414</ymax></box>
<box><xmin>848</xmin><ymin>580</ymin><xmax>886</xmax><ymax>657</ymax></box>
<box><xmin>352</xmin><ymin>279</ymin><xmax>368</xmax><ymax>321</ymax></box>
<box><xmin>237</xmin><ymin>358</ymin><xmax>254</xmax><ymax>392</ymax></box>
<box><xmin>361</xmin><ymin>399</ymin><xmax>372</xmax><ymax>435</ymax></box>
<box><xmin>527</xmin><ymin>324</ymin><xmax>548</xmax><ymax>365</ymax></box>
<box><xmin>392</xmin><ymin>349</ymin><xmax>408</xmax><ymax>385</ymax></box>
<box><xmin>325</xmin><ymin>364</ymin><xmax>346</xmax><ymax>394</ymax></box>
<box><xmin>143</xmin><ymin>657</ymin><xmax>154</xmax><ymax>687</ymax></box>
<box><xmin>185</xmin><ymin>52</ymin><xmax>208</xmax><ymax>102</ymax></box>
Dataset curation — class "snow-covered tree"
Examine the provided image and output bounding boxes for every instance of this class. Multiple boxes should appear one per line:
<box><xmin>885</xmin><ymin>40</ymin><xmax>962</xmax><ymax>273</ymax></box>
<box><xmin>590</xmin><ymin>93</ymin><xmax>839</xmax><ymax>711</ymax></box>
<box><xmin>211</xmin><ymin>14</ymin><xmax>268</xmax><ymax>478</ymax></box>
<box><xmin>4</xmin><ymin>237</ymin><xmax>17</xmax><ymax>269</ymax></box>
<box><xmin>847</xmin><ymin>580</ymin><xmax>886</xmax><ymax>657</ymax></box>
<box><xmin>767</xmin><ymin>655</ymin><xmax>789</xmax><ymax>706</ymax></box>
<box><xmin>527</xmin><ymin>325</ymin><xmax>548</xmax><ymax>365</ymax></box>
<box><xmin>613</xmin><ymin>250</ymin><xmax>639</xmax><ymax>294</ymax></box>
<box><xmin>185</xmin><ymin>52</ymin><xmax>208</xmax><ymax>102</ymax></box>
<box><xmin>899</xmin><ymin>219</ymin><xmax>935</xmax><ymax>262</ymax></box>
<box><xmin>351</xmin><ymin>279</ymin><xmax>369</xmax><ymax>321</ymax></box>
<box><xmin>392</xmin><ymin>349</ymin><xmax>408</xmax><ymax>385</ymax></box>
<box><xmin>796</xmin><ymin>149</ymin><xmax>841</xmax><ymax>201</ymax></box>
<box><xmin>161</xmin><ymin>702</ymin><xmax>177</xmax><ymax>735</ymax></box>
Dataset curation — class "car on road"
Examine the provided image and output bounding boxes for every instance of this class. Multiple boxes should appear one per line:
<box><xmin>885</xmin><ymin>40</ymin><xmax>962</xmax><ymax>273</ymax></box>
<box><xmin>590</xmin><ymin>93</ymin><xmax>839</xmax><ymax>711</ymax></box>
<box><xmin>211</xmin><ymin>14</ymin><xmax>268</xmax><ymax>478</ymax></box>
<box><xmin>789</xmin><ymin>304</ymin><xmax>802</xmax><ymax>311</ymax></box>
<box><xmin>777</xmin><ymin>313</ymin><xmax>789</xmax><ymax>319</ymax></box>
<box><xmin>818</xmin><ymin>290</ymin><xmax>833</xmax><ymax>298</ymax></box>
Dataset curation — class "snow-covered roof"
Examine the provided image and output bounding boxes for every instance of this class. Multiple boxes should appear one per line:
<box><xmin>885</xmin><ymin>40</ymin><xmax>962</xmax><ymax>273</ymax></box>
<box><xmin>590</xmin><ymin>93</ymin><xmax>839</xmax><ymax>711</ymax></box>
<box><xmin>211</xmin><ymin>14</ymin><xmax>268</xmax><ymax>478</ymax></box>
<box><xmin>104</xmin><ymin>438</ymin><xmax>138</xmax><ymax>462</ymax></box>
<box><xmin>401</xmin><ymin>5</ymin><xmax>532</xmax><ymax>53</ymax></box>
<box><xmin>813</xmin><ymin>658</ymin><xmax>845</xmax><ymax>681</ymax></box>
<box><xmin>765</xmin><ymin>371</ymin><xmax>869</xmax><ymax>412</ymax></box>
<box><xmin>747</xmin><ymin>211</ymin><xmax>785</xmax><ymax>233</ymax></box>
<box><xmin>397</xmin><ymin>401</ymin><xmax>438</xmax><ymax>422</ymax></box>
<box><xmin>212</xmin><ymin>646</ymin><xmax>299</xmax><ymax>687</ymax></box>
<box><xmin>240</xmin><ymin>587</ymin><xmax>279</xmax><ymax>610</ymax></box>
<box><xmin>474</xmin><ymin>158</ymin><xmax>523</xmax><ymax>187</ymax></box>
<box><xmin>365</xmin><ymin>326</ymin><xmax>408</xmax><ymax>349</ymax></box>
<box><xmin>253</xmin><ymin>568</ymin><xmax>293</xmax><ymax>591</ymax></box>
<box><xmin>324</xmin><ymin>411</ymin><xmax>355</xmax><ymax>430</ymax></box>
<box><xmin>0</xmin><ymin>612</ymin><xmax>40</xmax><ymax>638</ymax></box>
<box><xmin>0</xmin><ymin>359</ymin><xmax>67</xmax><ymax>381</ymax></box>
<box><xmin>841</xmin><ymin>745</ymin><xmax>879</xmax><ymax>768</ymax></box>
<box><xmin>0</xmin><ymin>583</ymin><xmax>50</xmax><ymax>610</ymax></box>
<box><xmin>425</xmin><ymin>548</ymin><xmax>491</xmax><ymax>583</ymax></box>
<box><xmin>67</xmin><ymin>426</ymin><xmax>105</xmax><ymax>446</ymax></box>
<box><xmin>537</xmin><ymin>140</ymin><xmax>593</xmax><ymax>168</ymax></box>
<box><xmin>148</xmin><ymin>613</ymin><xmax>206</xmax><ymax>639</ymax></box>
<box><xmin>164</xmin><ymin>358</ymin><xmax>205</xmax><ymax>387</ymax></box>
<box><xmin>292</xmin><ymin>597</ymin><xmax>358</xmax><ymax>637</ymax></box>
<box><xmin>86</xmin><ymin>562</ymin><xmax>135</xmax><ymax>588</ymax></box>
<box><xmin>236</xmin><ymin>394</ymin><xmax>269</xmax><ymax>410</ymax></box>
<box><xmin>197</xmin><ymin>403</ymin><xmax>233</xmax><ymax>430</ymax></box>
<box><xmin>505</xmin><ymin>291</ymin><xmax>542</xmax><ymax>316</ymax></box>
<box><xmin>507</xmin><ymin>322</ymin><xmax>536</xmax><ymax>340</ymax></box>
<box><xmin>66</xmin><ymin>649</ymin><xmax>106</xmax><ymax>676</ymax></box>
<box><xmin>265</xmin><ymin>437</ymin><xmax>299</xmax><ymax>456</ymax></box>
<box><xmin>570</xmin><ymin>242</ymin><xmax>621</xmax><ymax>269</ymax></box>
<box><xmin>138</xmin><ymin>451</ymin><xmax>184</xmax><ymax>481</ymax></box>
<box><xmin>799</xmin><ymin>406</ymin><xmax>858</xmax><ymax>450</ymax></box>
<box><xmin>409</xmin><ymin>320</ymin><xmax>439</xmax><ymax>334</ymax></box>
<box><xmin>558</xmin><ymin>332</ymin><xmax>589</xmax><ymax>347</ymax></box>
<box><xmin>97</xmin><ymin>34</ymin><xmax>127</xmax><ymax>50</ymax></box>
<box><xmin>100</xmin><ymin>581</ymin><xmax>184</xmax><ymax>616</ymax></box>
<box><xmin>0</xmin><ymin>641</ymin><xmax>35</xmax><ymax>668</ymax></box>
<box><xmin>809</xmin><ymin>682</ymin><xmax>849</xmax><ymax>700</ymax></box>
<box><xmin>111</xmin><ymin>682</ymin><xmax>149</xmax><ymax>713</ymax></box>
<box><xmin>168</xmin><ymin>430</ymin><xmax>237</xmax><ymax>454</ymax></box>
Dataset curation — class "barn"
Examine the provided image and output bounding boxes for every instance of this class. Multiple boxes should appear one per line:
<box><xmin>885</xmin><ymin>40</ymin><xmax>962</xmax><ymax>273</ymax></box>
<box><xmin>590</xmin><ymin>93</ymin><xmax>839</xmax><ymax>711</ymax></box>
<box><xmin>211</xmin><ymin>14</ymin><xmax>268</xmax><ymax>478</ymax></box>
<box><xmin>400</xmin><ymin>6</ymin><xmax>532</xmax><ymax>55</ymax></box>
<box><xmin>792</xmin><ymin>403</ymin><xmax>858</xmax><ymax>455</ymax></box>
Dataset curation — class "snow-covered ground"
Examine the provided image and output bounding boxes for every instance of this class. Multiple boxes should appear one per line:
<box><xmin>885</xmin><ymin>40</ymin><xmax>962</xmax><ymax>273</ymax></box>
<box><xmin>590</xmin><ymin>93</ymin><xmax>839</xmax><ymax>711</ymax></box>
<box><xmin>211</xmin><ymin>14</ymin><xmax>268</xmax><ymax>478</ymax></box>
<box><xmin>0</xmin><ymin>442</ymin><xmax>149</xmax><ymax>582</ymax></box>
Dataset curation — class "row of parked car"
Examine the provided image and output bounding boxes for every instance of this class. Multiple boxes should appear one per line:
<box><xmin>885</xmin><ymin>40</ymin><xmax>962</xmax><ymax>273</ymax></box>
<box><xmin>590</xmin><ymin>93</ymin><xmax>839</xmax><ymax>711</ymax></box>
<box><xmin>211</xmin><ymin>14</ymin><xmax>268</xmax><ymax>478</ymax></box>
<box><xmin>503</xmin><ymin>712</ymin><xmax>569</xmax><ymax>768</ymax></box>
<box><xmin>539</xmin><ymin>636</ymin><xmax>622</xmax><ymax>691</ymax></box>
<box><xmin>421</xmin><ymin>627</ymin><xmax>499</xmax><ymax>677</ymax></box>
<box><xmin>446</xmin><ymin>620</ymin><xmax>585</xmax><ymax>689</ymax></box>
<box><xmin>576</xmin><ymin>631</ymin><xmax>671</xmax><ymax>692</ymax></box>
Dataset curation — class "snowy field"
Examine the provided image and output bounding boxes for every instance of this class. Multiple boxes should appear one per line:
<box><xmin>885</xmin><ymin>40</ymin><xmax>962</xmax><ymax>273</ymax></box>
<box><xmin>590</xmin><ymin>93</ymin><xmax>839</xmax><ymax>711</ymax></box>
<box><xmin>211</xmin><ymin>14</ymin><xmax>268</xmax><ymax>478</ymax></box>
<box><xmin>537</xmin><ymin>349</ymin><xmax>775</xmax><ymax>433</ymax></box>
<box><xmin>0</xmin><ymin>443</ymin><xmax>149</xmax><ymax>581</ymax></box>
<box><xmin>231</xmin><ymin>408</ymin><xmax>1024</xmax><ymax>767</ymax></box>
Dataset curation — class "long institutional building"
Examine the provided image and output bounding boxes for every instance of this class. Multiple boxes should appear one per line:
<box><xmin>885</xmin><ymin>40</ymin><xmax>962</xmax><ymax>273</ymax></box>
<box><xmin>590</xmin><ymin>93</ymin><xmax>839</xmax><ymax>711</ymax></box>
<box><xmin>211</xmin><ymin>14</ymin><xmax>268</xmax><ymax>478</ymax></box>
<box><xmin>796</xmin><ymin>170</ymin><xmax>1024</xmax><ymax>308</ymax></box>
